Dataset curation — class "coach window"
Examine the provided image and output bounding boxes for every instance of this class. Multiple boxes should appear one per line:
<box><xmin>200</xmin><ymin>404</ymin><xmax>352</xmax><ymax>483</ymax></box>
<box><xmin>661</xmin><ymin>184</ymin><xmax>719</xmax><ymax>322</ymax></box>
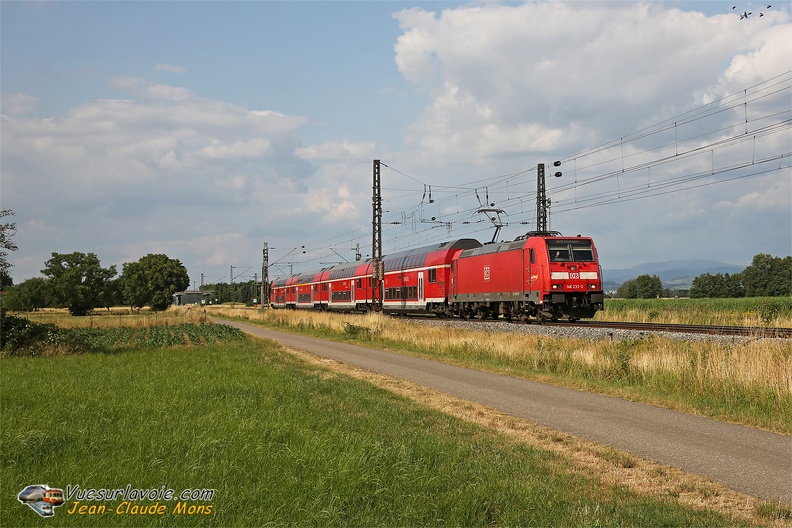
<box><xmin>428</xmin><ymin>268</ymin><xmax>437</xmax><ymax>283</ymax></box>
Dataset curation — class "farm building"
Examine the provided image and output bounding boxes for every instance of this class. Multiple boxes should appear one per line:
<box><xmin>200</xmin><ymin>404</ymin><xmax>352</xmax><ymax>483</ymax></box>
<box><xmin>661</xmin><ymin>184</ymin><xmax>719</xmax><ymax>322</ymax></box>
<box><xmin>172</xmin><ymin>290</ymin><xmax>211</xmax><ymax>306</ymax></box>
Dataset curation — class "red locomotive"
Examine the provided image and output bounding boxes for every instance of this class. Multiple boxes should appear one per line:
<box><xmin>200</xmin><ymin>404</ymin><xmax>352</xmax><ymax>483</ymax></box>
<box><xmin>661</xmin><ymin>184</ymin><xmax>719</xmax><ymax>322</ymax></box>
<box><xmin>271</xmin><ymin>231</ymin><xmax>603</xmax><ymax>322</ymax></box>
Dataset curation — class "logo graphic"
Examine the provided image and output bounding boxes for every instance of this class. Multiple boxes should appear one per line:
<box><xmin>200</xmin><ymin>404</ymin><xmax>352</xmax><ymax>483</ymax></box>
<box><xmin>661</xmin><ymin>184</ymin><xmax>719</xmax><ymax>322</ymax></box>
<box><xmin>18</xmin><ymin>484</ymin><xmax>65</xmax><ymax>517</ymax></box>
<box><xmin>483</xmin><ymin>265</ymin><xmax>491</xmax><ymax>281</ymax></box>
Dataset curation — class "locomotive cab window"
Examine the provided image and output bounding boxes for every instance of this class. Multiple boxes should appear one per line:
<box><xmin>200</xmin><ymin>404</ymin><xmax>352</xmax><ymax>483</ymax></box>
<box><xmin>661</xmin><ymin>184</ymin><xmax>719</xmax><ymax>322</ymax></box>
<box><xmin>569</xmin><ymin>240</ymin><xmax>595</xmax><ymax>261</ymax></box>
<box><xmin>547</xmin><ymin>241</ymin><xmax>570</xmax><ymax>262</ymax></box>
<box><xmin>547</xmin><ymin>240</ymin><xmax>595</xmax><ymax>262</ymax></box>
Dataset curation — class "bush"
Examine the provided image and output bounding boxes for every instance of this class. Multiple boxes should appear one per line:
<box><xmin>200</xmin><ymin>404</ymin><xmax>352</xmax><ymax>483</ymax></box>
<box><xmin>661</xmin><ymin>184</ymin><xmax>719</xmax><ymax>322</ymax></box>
<box><xmin>0</xmin><ymin>314</ymin><xmax>92</xmax><ymax>356</ymax></box>
<box><xmin>0</xmin><ymin>314</ymin><xmax>245</xmax><ymax>357</ymax></box>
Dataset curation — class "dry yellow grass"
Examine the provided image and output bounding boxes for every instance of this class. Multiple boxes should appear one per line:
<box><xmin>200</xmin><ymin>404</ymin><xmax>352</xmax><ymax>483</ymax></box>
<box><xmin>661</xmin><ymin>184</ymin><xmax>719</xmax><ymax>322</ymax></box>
<box><xmin>20</xmin><ymin>306</ymin><xmax>209</xmax><ymax>328</ymax></box>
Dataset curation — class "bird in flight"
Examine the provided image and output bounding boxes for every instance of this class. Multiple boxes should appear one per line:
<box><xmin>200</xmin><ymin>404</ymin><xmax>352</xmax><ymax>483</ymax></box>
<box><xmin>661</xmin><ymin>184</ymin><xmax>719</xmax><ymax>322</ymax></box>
<box><xmin>733</xmin><ymin>4</ymin><xmax>772</xmax><ymax>19</ymax></box>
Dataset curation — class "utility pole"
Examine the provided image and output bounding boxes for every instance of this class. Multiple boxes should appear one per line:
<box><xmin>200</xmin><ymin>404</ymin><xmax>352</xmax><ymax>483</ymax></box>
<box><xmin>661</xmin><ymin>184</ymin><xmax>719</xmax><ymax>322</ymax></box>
<box><xmin>372</xmin><ymin>159</ymin><xmax>383</xmax><ymax>310</ymax></box>
<box><xmin>536</xmin><ymin>163</ymin><xmax>547</xmax><ymax>233</ymax></box>
<box><xmin>262</xmin><ymin>242</ymin><xmax>269</xmax><ymax>308</ymax></box>
<box><xmin>535</xmin><ymin>161</ymin><xmax>562</xmax><ymax>234</ymax></box>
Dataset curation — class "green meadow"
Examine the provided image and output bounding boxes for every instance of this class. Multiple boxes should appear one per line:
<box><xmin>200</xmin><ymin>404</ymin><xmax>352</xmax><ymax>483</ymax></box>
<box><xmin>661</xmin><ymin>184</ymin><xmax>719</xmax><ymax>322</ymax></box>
<box><xmin>1</xmin><ymin>329</ymin><xmax>751</xmax><ymax>527</ymax></box>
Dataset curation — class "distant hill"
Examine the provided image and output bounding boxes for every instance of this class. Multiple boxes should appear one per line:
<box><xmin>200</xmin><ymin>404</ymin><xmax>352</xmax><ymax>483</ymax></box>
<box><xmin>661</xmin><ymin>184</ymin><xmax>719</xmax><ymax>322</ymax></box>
<box><xmin>602</xmin><ymin>260</ymin><xmax>745</xmax><ymax>290</ymax></box>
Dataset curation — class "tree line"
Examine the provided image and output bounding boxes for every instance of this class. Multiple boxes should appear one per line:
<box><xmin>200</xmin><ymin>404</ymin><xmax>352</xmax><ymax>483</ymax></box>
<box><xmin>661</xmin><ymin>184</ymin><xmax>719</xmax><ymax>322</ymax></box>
<box><xmin>3</xmin><ymin>252</ymin><xmax>191</xmax><ymax>315</ymax></box>
<box><xmin>615</xmin><ymin>253</ymin><xmax>791</xmax><ymax>298</ymax></box>
<box><xmin>0</xmin><ymin>211</ymin><xmax>264</xmax><ymax>315</ymax></box>
<box><xmin>3</xmin><ymin>252</ymin><xmax>264</xmax><ymax>315</ymax></box>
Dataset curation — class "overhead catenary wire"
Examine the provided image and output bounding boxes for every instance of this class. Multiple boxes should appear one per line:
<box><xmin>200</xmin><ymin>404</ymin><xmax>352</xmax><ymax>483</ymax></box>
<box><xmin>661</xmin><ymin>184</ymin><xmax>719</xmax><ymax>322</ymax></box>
<box><xmin>270</xmin><ymin>70</ymin><xmax>791</xmax><ymax>278</ymax></box>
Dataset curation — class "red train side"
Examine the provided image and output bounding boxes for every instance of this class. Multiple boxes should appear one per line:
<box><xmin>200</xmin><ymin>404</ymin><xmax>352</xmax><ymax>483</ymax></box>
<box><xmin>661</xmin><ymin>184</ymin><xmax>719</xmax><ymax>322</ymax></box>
<box><xmin>270</xmin><ymin>238</ymin><xmax>482</xmax><ymax>314</ymax></box>
<box><xmin>270</xmin><ymin>232</ymin><xmax>603</xmax><ymax>321</ymax></box>
<box><xmin>379</xmin><ymin>238</ymin><xmax>482</xmax><ymax>314</ymax></box>
<box><xmin>450</xmin><ymin>233</ymin><xmax>603</xmax><ymax>321</ymax></box>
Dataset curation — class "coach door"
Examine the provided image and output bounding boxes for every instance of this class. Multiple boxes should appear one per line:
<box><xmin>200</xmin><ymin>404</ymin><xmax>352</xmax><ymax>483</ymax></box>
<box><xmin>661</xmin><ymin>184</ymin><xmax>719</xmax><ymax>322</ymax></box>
<box><xmin>418</xmin><ymin>272</ymin><xmax>424</xmax><ymax>304</ymax></box>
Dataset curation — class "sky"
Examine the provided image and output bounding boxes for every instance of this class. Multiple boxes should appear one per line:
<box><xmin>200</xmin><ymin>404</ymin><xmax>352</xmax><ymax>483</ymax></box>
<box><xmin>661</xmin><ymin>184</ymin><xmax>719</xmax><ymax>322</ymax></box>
<box><xmin>2</xmin><ymin>0</ymin><xmax>790</xmax><ymax>289</ymax></box>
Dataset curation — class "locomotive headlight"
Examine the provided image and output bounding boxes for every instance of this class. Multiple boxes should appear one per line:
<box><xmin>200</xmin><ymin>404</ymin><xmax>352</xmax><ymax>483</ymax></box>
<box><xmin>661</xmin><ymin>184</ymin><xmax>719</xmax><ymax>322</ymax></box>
<box><xmin>552</xmin><ymin>283</ymin><xmax>562</xmax><ymax>290</ymax></box>
<box><xmin>588</xmin><ymin>284</ymin><xmax>598</xmax><ymax>289</ymax></box>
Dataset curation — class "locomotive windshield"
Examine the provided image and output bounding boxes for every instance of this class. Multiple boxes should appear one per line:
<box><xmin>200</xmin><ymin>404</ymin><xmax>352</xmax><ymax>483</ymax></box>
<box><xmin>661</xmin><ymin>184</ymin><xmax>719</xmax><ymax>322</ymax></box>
<box><xmin>548</xmin><ymin>239</ymin><xmax>595</xmax><ymax>262</ymax></box>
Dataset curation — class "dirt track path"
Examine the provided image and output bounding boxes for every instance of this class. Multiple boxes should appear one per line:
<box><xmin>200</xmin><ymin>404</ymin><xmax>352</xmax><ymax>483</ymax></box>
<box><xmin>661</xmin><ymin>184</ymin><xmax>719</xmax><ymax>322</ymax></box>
<box><xmin>217</xmin><ymin>319</ymin><xmax>791</xmax><ymax>506</ymax></box>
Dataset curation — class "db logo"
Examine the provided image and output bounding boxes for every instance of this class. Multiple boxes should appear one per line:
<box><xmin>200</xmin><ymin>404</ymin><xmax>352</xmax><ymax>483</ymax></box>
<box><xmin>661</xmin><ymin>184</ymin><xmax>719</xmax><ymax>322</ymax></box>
<box><xmin>483</xmin><ymin>266</ymin><xmax>491</xmax><ymax>281</ymax></box>
<box><xmin>570</xmin><ymin>272</ymin><xmax>580</xmax><ymax>279</ymax></box>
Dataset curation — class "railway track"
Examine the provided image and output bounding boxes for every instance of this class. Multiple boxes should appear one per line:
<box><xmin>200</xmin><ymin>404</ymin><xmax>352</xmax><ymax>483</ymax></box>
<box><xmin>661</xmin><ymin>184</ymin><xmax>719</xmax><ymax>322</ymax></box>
<box><xmin>545</xmin><ymin>320</ymin><xmax>792</xmax><ymax>338</ymax></box>
<box><xmin>396</xmin><ymin>313</ymin><xmax>792</xmax><ymax>338</ymax></box>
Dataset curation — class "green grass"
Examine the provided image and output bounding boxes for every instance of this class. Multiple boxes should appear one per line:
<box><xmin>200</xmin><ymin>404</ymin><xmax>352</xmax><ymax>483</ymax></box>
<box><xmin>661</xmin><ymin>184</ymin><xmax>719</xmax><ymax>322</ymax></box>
<box><xmin>1</xmin><ymin>337</ymin><xmax>746</xmax><ymax>527</ymax></box>
<box><xmin>248</xmin><ymin>311</ymin><xmax>792</xmax><ymax>434</ymax></box>
<box><xmin>597</xmin><ymin>297</ymin><xmax>792</xmax><ymax>327</ymax></box>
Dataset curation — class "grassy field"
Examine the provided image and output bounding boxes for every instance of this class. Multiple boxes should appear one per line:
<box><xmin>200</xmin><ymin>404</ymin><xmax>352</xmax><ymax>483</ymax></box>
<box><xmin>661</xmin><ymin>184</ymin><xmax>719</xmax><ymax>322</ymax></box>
<box><xmin>2</xmin><ymin>334</ymin><xmax>763</xmax><ymax>527</ymax></box>
<box><xmin>203</xmin><ymin>305</ymin><xmax>792</xmax><ymax>435</ymax></box>
<box><xmin>595</xmin><ymin>297</ymin><xmax>792</xmax><ymax>327</ymax></box>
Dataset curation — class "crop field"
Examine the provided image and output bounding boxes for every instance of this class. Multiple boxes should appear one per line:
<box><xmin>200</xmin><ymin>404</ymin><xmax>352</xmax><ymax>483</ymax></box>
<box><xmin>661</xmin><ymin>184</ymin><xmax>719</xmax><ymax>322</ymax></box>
<box><xmin>595</xmin><ymin>297</ymin><xmax>792</xmax><ymax>327</ymax></box>
<box><xmin>1</xmin><ymin>324</ymin><xmax>768</xmax><ymax>527</ymax></box>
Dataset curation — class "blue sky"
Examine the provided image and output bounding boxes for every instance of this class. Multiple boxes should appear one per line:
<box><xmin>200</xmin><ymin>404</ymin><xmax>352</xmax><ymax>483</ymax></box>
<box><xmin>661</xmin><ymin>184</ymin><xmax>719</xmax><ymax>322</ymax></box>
<box><xmin>2</xmin><ymin>0</ymin><xmax>790</xmax><ymax>287</ymax></box>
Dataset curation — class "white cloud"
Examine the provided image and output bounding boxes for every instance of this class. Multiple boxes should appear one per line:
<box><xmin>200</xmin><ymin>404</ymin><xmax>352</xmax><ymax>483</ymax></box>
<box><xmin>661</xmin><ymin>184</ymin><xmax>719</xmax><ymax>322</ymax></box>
<box><xmin>0</xmin><ymin>93</ymin><xmax>39</xmax><ymax>115</ymax></box>
<box><xmin>296</xmin><ymin>140</ymin><xmax>376</xmax><ymax>161</ymax></box>
<box><xmin>3</xmin><ymin>2</ymin><xmax>789</xmax><ymax>285</ymax></box>
<box><xmin>155</xmin><ymin>63</ymin><xmax>187</xmax><ymax>74</ymax></box>
<box><xmin>1</xmin><ymin>79</ymin><xmax>322</xmax><ymax>279</ymax></box>
<box><xmin>393</xmin><ymin>2</ymin><xmax>790</xmax><ymax>161</ymax></box>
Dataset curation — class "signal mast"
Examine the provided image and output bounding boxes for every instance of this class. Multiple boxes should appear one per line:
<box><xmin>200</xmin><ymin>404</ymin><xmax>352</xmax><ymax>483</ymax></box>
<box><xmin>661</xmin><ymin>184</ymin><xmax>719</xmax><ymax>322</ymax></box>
<box><xmin>534</xmin><ymin>161</ymin><xmax>562</xmax><ymax>235</ymax></box>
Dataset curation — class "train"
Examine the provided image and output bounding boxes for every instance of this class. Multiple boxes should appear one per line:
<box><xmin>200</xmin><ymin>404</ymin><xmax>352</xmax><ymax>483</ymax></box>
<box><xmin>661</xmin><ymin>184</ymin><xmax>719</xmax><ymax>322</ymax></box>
<box><xmin>270</xmin><ymin>231</ymin><xmax>604</xmax><ymax>322</ymax></box>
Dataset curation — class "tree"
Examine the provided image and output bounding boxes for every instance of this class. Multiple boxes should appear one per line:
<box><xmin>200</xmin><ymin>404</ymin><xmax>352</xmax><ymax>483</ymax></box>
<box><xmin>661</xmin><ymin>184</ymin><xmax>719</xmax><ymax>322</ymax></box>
<box><xmin>2</xmin><ymin>278</ymin><xmax>54</xmax><ymax>311</ymax></box>
<box><xmin>121</xmin><ymin>254</ymin><xmax>189</xmax><ymax>311</ymax></box>
<box><xmin>690</xmin><ymin>272</ymin><xmax>745</xmax><ymax>298</ymax></box>
<box><xmin>742</xmin><ymin>254</ymin><xmax>791</xmax><ymax>297</ymax></box>
<box><xmin>617</xmin><ymin>274</ymin><xmax>663</xmax><ymax>298</ymax></box>
<box><xmin>636</xmin><ymin>274</ymin><xmax>662</xmax><ymax>298</ymax></box>
<box><xmin>42</xmin><ymin>252</ymin><xmax>117</xmax><ymax>316</ymax></box>
<box><xmin>0</xmin><ymin>209</ymin><xmax>18</xmax><ymax>289</ymax></box>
